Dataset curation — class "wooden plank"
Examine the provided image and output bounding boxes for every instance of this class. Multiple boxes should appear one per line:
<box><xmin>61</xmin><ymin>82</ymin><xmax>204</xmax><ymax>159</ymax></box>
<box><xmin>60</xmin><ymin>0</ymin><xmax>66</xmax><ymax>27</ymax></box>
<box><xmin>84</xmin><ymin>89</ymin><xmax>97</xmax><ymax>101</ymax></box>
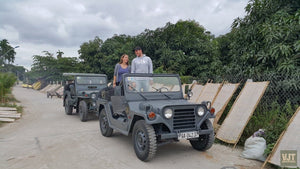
<box><xmin>262</xmin><ymin>106</ymin><xmax>300</xmax><ymax>168</ymax></box>
<box><xmin>0</xmin><ymin>114</ymin><xmax>21</xmax><ymax>118</ymax></box>
<box><xmin>0</xmin><ymin>110</ymin><xmax>18</xmax><ymax>114</ymax></box>
<box><xmin>216</xmin><ymin>81</ymin><xmax>269</xmax><ymax>146</ymax></box>
<box><xmin>0</xmin><ymin>107</ymin><xmax>17</xmax><ymax>111</ymax></box>
<box><xmin>0</xmin><ymin>118</ymin><xmax>15</xmax><ymax>122</ymax></box>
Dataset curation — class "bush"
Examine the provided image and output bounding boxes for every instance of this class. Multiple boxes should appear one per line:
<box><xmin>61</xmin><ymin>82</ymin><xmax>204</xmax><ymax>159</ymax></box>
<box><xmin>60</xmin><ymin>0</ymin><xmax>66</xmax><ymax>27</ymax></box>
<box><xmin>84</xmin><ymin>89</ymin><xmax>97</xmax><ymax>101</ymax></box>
<box><xmin>0</xmin><ymin>72</ymin><xmax>16</xmax><ymax>102</ymax></box>
<box><xmin>180</xmin><ymin>76</ymin><xmax>194</xmax><ymax>84</ymax></box>
<box><xmin>240</xmin><ymin>100</ymin><xmax>297</xmax><ymax>156</ymax></box>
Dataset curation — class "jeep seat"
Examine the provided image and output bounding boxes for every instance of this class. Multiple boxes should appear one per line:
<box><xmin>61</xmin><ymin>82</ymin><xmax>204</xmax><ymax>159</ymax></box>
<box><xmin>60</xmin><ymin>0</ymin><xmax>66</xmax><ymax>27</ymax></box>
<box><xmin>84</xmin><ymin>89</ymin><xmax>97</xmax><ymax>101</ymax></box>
<box><xmin>100</xmin><ymin>86</ymin><xmax>114</xmax><ymax>101</ymax></box>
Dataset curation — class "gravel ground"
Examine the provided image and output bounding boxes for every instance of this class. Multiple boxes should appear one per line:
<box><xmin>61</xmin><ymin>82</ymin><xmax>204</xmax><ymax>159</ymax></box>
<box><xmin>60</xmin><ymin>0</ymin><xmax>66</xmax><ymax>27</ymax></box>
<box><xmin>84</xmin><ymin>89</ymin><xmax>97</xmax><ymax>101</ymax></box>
<box><xmin>0</xmin><ymin>85</ymin><xmax>271</xmax><ymax>169</ymax></box>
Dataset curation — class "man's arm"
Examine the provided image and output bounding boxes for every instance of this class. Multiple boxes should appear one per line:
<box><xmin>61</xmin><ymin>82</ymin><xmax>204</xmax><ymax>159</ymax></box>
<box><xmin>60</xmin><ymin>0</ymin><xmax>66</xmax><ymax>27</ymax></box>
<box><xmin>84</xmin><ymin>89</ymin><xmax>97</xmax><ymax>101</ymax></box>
<box><xmin>148</xmin><ymin>57</ymin><xmax>153</xmax><ymax>73</ymax></box>
<box><xmin>131</xmin><ymin>59</ymin><xmax>136</xmax><ymax>73</ymax></box>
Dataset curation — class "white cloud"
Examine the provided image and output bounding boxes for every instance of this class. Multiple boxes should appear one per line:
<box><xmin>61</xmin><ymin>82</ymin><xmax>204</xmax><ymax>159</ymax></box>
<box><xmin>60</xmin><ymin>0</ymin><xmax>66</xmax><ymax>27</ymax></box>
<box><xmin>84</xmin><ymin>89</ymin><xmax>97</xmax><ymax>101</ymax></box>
<box><xmin>0</xmin><ymin>0</ymin><xmax>248</xmax><ymax>70</ymax></box>
<box><xmin>0</xmin><ymin>25</ymin><xmax>20</xmax><ymax>43</ymax></box>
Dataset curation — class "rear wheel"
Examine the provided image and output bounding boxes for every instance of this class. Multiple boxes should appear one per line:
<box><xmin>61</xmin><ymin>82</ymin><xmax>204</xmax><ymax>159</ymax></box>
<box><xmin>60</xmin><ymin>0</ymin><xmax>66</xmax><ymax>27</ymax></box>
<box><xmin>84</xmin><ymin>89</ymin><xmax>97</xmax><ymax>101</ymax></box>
<box><xmin>99</xmin><ymin>109</ymin><xmax>113</xmax><ymax>137</ymax></box>
<box><xmin>64</xmin><ymin>96</ymin><xmax>73</xmax><ymax>115</ymax></box>
<box><xmin>189</xmin><ymin>119</ymin><xmax>214</xmax><ymax>151</ymax></box>
<box><xmin>132</xmin><ymin>120</ymin><xmax>157</xmax><ymax>161</ymax></box>
<box><xmin>79</xmin><ymin>100</ymin><xmax>88</xmax><ymax>122</ymax></box>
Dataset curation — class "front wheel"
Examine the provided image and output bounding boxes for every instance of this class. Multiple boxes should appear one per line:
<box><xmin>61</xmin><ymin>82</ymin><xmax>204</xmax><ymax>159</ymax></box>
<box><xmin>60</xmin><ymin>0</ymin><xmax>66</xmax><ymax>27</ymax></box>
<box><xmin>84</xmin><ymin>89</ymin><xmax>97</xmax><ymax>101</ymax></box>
<box><xmin>132</xmin><ymin>120</ymin><xmax>157</xmax><ymax>161</ymax></box>
<box><xmin>189</xmin><ymin>119</ymin><xmax>214</xmax><ymax>151</ymax></box>
<box><xmin>99</xmin><ymin>109</ymin><xmax>113</xmax><ymax>137</ymax></box>
<box><xmin>79</xmin><ymin>100</ymin><xmax>88</xmax><ymax>122</ymax></box>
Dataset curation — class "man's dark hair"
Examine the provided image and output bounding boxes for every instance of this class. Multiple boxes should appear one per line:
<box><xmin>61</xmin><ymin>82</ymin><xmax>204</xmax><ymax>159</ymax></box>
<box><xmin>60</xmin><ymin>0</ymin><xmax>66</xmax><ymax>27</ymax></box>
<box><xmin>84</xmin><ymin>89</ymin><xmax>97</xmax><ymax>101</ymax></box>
<box><xmin>134</xmin><ymin>46</ymin><xmax>142</xmax><ymax>51</ymax></box>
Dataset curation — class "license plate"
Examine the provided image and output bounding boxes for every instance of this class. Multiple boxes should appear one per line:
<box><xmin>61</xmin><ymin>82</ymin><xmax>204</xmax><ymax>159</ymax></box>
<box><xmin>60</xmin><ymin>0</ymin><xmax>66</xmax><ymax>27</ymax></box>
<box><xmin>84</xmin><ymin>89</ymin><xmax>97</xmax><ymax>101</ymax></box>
<box><xmin>178</xmin><ymin>131</ymin><xmax>199</xmax><ymax>139</ymax></box>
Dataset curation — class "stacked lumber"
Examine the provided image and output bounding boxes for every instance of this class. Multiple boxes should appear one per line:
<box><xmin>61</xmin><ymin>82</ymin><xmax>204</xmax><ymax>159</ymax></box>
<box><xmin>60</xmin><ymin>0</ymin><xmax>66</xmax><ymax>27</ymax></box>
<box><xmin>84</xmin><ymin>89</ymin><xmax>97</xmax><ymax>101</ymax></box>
<box><xmin>0</xmin><ymin>107</ymin><xmax>21</xmax><ymax>123</ymax></box>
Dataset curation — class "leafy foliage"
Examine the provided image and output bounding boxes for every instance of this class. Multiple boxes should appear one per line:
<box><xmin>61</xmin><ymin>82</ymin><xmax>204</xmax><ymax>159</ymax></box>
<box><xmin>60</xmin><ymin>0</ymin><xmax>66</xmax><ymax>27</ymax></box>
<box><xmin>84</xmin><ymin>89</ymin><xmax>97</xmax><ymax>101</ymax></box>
<box><xmin>0</xmin><ymin>39</ymin><xmax>17</xmax><ymax>65</ymax></box>
<box><xmin>225</xmin><ymin>0</ymin><xmax>300</xmax><ymax>76</ymax></box>
<box><xmin>28</xmin><ymin>51</ymin><xmax>81</xmax><ymax>83</ymax></box>
<box><xmin>77</xmin><ymin>20</ymin><xmax>220</xmax><ymax>82</ymax></box>
<box><xmin>0</xmin><ymin>72</ymin><xmax>16</xmax><ymax>101</ymax></box>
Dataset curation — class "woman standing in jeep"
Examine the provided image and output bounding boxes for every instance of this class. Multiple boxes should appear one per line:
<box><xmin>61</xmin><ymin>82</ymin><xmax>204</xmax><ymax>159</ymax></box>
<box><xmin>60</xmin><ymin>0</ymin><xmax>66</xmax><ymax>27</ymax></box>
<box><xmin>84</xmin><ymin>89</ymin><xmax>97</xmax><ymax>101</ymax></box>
<box><xmin>113</xmin><ymin>54</ymin><xmax>131</xmax><ymax>87</ymax></box>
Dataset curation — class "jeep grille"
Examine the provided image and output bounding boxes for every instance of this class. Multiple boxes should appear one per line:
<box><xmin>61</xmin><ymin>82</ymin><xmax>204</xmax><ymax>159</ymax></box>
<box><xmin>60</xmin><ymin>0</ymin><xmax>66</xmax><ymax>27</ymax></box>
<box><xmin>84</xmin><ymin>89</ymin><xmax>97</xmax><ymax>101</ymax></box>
<box><xmin>173</xmin><ymin>107</ymin><xmax>196</xmax><ymax>131</ymax></box>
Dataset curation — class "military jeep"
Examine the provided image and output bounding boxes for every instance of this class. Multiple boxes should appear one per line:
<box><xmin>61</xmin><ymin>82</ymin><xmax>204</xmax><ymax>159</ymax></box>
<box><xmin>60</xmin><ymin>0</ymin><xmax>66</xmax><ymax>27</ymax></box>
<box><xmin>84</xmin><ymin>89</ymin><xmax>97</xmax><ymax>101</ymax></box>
<box><xmin>97</xmin><ymin>73</ymin><xmax>215</xmax><ymax>161</ymax></box>
<box><xmin>63</xmin><ymin>73</ymin><xmax>107</xmax><ymax>122</ymax></box>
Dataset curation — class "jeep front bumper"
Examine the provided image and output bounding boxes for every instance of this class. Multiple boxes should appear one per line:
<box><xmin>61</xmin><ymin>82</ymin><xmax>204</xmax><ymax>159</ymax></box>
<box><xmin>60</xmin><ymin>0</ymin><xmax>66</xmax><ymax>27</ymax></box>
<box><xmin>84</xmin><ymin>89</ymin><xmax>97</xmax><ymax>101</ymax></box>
<box><xmin>160</xmin><ymin>128</ymin><xmax>214</xmax><ymax>140</ymax></box>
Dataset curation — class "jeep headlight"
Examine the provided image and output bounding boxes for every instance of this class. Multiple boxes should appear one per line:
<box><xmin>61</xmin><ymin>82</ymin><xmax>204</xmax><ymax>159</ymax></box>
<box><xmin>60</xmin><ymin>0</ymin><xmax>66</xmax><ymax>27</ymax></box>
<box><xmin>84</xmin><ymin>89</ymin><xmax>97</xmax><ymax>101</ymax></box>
<box><xmin>197</xmin><ymin>107</ymin><xmax>205</xmax><ymax>116</ymax></box>
<box><xmin>164</xmin><ymin>108</ymin><xmax>173</xmax><ymax>119</ymax></box>
<box><xmin>91</xmin><ymin>93</ymin><xmax>97</xmax><ymax>99</ymax></box>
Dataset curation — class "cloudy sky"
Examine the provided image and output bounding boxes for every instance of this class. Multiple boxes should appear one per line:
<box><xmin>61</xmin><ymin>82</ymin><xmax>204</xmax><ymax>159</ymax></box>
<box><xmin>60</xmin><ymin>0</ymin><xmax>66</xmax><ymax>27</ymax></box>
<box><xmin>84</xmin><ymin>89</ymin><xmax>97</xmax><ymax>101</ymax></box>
<box><xmin>0</xmin><ymin>0</ymin><xmax>248</xmax><ymax>70</ymax></box>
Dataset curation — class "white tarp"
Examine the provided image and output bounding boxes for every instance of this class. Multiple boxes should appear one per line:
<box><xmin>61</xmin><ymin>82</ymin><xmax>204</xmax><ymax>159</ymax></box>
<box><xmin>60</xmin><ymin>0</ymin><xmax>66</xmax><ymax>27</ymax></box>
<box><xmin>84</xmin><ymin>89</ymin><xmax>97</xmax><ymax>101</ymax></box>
<box><xmin>211</xmin><ymin>83</ymin><xmax>239</xmax><ymax>126</ymax></box>
<box><xmin>216</xmin><ymin>81</ymin><xmax>269</xmax><ymax>145</ymax></box>
<box><xmin>188</xmin><ymin>84</ymin><xmax>204</xmax><ymax>103</ymax></box>
<box><xmin>196</xmin><ymin>83</ymin><xmax>222</xmax><ymax>104</ymax></box>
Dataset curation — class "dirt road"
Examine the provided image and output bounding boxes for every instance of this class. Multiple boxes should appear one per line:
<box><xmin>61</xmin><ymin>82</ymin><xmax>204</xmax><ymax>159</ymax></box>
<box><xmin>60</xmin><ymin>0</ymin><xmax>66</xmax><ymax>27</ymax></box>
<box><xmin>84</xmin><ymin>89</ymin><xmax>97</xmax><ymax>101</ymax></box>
<box><xmin>0</xmin><ymin>86</ymin><xmax>267</xmax><ymax>169</ymax></box>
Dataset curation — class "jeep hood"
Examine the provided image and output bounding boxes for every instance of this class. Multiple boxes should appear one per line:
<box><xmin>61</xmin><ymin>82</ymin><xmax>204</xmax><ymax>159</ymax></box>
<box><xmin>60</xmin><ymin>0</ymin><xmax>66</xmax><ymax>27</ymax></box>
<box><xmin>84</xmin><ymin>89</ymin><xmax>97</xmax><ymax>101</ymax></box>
<box><xmin>136</xmin><ymin>99</ymin><xmax>200</xmax><ymax>110</ymax></box>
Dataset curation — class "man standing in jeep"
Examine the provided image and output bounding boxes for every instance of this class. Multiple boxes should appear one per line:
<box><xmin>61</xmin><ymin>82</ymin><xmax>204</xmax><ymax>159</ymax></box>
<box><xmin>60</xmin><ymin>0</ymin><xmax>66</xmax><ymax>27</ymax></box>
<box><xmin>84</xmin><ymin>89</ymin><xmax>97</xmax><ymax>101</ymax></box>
<box><xmin>131</xmin><ymin>46</ymin><xmax>153</xmax><ymax>74</ymax></box>
<box><xmin>131</xmin><ymin>46</ymin><xmax>153</xmax><ymax>92</ymax></box>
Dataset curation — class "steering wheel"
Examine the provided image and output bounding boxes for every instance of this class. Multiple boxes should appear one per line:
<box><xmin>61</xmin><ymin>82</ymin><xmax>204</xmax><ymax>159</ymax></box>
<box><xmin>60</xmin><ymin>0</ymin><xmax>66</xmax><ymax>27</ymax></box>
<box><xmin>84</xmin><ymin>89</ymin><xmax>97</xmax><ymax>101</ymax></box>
<box><xmin>153</xmin><ymin>86</ymin><xmax>169</xmax><ymax>92</ymax></box>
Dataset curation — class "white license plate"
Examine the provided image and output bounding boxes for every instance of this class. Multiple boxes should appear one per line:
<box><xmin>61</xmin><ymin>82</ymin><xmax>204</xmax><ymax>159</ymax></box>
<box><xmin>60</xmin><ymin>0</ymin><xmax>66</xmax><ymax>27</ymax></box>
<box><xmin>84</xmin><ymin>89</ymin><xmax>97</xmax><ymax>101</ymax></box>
<box><xmin>178</xmin><ymin>131</ymin><xmax>199</xmax><ymax>139</ymax></box>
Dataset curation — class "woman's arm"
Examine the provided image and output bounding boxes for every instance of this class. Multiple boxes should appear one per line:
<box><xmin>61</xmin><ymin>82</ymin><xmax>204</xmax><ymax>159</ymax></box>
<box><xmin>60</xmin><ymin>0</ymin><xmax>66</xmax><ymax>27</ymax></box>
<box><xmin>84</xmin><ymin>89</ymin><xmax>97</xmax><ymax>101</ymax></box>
<box><xmin>113</xmin><ymin>75</ymin><xmax>117</xmax><ymax>88</ymax></box>
<box><xmin>113</xmin><ymin>64</ymin><xmax>119</xmax><ymax>88</ymax></box>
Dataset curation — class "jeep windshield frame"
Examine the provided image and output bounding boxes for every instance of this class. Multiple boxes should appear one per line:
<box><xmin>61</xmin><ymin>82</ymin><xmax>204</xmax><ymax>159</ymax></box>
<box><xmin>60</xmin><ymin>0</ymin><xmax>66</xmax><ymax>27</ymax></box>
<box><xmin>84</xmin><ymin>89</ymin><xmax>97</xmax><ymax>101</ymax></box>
<box><xmin>123</xmin><ymin>73</ymin><xmax>183</xmax><ymax>101</ymax></box>
<box><xmin>62</xmin><ymin>73</ymin><xmax>107</xmax><ymax>97</ymax></box>
<box><xmin>76</xmin><ymin>76</ymin><xmax>106</xmax><ymax>85</ymax></box>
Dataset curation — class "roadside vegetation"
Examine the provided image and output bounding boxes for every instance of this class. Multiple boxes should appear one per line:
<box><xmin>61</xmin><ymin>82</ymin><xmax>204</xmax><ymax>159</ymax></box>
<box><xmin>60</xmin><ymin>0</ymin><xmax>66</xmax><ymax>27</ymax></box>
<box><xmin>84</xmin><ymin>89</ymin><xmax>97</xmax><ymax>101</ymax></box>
<box><xmin>0</xmin><ymin>72</ymin><xmax>23</xmax><ymax>126</ymax></box>
<box><xmin>0</xmin><ymin>72</ymin><xmax>16</xmax><ymax>103</ymax></box>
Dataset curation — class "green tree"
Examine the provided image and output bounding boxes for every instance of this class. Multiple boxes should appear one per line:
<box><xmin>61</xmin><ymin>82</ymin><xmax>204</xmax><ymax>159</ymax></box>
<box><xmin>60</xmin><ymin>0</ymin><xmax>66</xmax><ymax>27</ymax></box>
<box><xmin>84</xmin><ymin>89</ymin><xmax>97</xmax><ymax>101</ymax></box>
<box><xmin>78</xmin><ymin>35</ymin><xmax>134</xmax><ymax>80</ymax></box>
<box><xmin>78</xmin><ymin>20</ymin><xmax>220</xmax><ymax>81</ymax></box>
<box><xmin>99</xmin><ymin>34</ymin><xmax>134</xmax><ymax>79</ymax></box>
<box><xmin>56</xmin><ymin>50</ymin><xmax>64</xmax><ymax>59</ymax></box>
<box><xmin>78</xmin><ymin>36</ymin><xmax>104</xmax><ymax>73</ymax></box>
<box><xmin>29</xmin><ymin>51</ymin><xmax>80</xmax><ymax>82</ymax></box>
<box><xmin>226</xmin><ymin>0</ymin><xmax>300</xmax><ymax>76</ymax></box>
<box><xmin>0</xmin><ymin>72</ymin><xmax>16</xmax><ymax>102</ymax></box>
<box><xmin>0</xmin><ymin>39</ymin><xmax>17</xmax><ymax>65</ymax></box>
<box><xmin>134</xmin><ymin>20</ymin><xmax>220</xmax><ymax>81</ymax></box>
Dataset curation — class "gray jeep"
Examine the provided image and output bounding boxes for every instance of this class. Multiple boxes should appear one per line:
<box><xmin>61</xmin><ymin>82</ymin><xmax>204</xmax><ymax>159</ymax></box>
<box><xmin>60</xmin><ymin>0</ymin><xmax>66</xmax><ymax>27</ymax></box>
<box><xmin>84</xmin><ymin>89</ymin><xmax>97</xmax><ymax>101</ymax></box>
<box><xmin>97</xmin><ymin>73</ymin><xmax>215</xmax><ymax>161</ymax></box>
<box><xmin>63</xmin><ymin>73</ymin><xmax>107</xmax><ymax>122</ymax></box>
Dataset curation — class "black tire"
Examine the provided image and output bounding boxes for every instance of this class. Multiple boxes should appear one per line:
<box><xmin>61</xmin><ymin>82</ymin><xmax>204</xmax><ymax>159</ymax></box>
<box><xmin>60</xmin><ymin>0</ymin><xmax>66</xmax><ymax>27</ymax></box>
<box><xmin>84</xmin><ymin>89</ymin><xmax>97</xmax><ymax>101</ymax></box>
<box><xmin>132</xmin><ymin>120</ymin><xmax>157</xmax><ymax>161</ymax></box>
<box><xmin>79</xmin><ymin>100</ymin><xmax>88</xmax><ymax>122</ymax></box>
<box><xmin>64</xmin><ymin>97</ymin><xmax>73</xmax><ymax>115</ymax></box>
<box><xmin>99</xmin><ymin>109</ymin><xmax>113</xmax><ymax>137</ymax></box>
<box><xmin>189</xmin><ymin>119</ymin><xmax>214</xmax><ymax>151</ymax></box>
